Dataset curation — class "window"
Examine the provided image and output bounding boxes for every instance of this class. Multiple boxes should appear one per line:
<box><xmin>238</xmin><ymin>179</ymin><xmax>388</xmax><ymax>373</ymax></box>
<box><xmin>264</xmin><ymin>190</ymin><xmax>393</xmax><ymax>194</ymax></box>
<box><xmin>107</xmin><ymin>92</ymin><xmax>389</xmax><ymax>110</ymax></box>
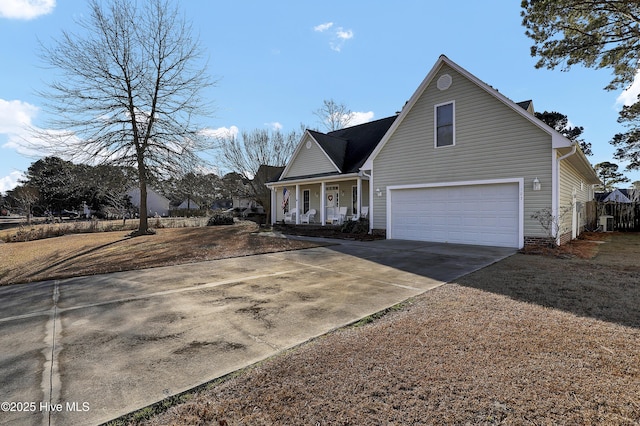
<box><xmin>352</xmin><ymin>186</ymin><xmax>358</xmax><ymax>215</ymax></box>
<box><xmin>303</xmin><ymin>190</ymin><xmax>310</xmax><ymax>213</ymax></box>
<box><xmin>435</xmin><ymin>101</ymin><xmax>455</xmax><ymax>147</ymax></box>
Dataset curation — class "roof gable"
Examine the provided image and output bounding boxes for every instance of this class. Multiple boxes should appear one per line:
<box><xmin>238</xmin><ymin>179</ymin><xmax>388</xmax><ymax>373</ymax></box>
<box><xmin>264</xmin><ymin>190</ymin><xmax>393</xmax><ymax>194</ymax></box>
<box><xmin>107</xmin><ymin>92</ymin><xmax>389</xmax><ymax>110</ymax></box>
<box><xmin>363</xmin><ymin>55</ymin><xmax>578</xmax><ymax>170</ymax></box>
<box><xmin>278</xmin><ymin>116</ymin><xmax>396</xmax><ymax>181</ymax></box>
<box><xmin>280</xmin><ymin>131</ymin><xmax>341</xmax><ymax>180</ymax></box>
<box><xmin>308</xmin><ymin>130</ymin><xmax>348</xmax><ymax>171</ymax></box>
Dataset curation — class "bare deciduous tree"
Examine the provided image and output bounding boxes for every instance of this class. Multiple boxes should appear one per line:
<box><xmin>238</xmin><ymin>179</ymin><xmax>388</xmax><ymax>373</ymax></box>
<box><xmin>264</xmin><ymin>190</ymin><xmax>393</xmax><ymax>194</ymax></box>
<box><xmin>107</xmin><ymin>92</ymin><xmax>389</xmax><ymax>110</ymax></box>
<box><xmin>313</xmin><ymin>99</ymin><xmax>353</xmax><ymax>131</ymax></box>
<box><xmin>33</xmin><ymin>0</ymin><xmax>215</xmax><ymax>235</ymax></box>
<box><xmin>217</xmin><ymin>128</ymin><xmax>302</xmax><ymax>220</ymax></box>
<box><xmin>6</xmin><ymin>185</ymin><xmax>39</xmax><ymax>225</ymax></box>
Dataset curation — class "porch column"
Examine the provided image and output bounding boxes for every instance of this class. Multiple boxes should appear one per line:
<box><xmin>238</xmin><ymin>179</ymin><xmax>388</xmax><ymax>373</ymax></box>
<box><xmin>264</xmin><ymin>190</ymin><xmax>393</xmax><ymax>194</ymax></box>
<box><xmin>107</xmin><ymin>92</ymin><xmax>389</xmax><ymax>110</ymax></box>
<box><xmin>295</xmin><ymin>184</ymin><xmax>300</xmax><ymax>225</ymax></box>
<box><xmin>270</xmin><ymin>188</ymin><xmax>276</xmax><ymax>225</ymax></box>
<box><xmin>356</xmin><ymin>177</ymin><xmax>362</xmax><ymax>216</ymax></box>
<box><xmin>320</xmin><ymin>181</ymin><xmax>326</xmax><ymax>226</ymax></box>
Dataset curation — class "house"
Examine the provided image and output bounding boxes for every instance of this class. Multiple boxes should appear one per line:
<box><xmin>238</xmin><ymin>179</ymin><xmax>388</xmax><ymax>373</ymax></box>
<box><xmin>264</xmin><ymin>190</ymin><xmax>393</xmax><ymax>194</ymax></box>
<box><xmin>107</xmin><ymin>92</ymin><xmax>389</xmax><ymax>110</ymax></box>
<box><xmin>266</xmin><ymin>116</ymin><xmax>395</xmax><ymax>227</ymax></box>
<box><xmin>595</xmin><ymin>188</ymin><xmax>638</xmax><ymax>203</ymax></box>
<box><xmin>176</xmin><ymin>199</ymin><xmax>200</xmax><ymax>210</ymax></box>
<box><xmin>266</xmin><ymin>55</ymin><xmax>600</xmax><ymax>248</ymax></box>
<box><xmin>127</xmin><ymin>186</ymin><xmax>171</xmax><ymax>217</ymax></box>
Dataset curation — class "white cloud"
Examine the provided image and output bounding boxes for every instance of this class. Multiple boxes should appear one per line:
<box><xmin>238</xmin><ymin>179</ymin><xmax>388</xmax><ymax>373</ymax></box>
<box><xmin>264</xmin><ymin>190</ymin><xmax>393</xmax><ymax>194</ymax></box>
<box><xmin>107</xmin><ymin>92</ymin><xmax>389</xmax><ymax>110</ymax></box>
<box><xmin>313</xmin><ymin>22</ymin><xmax>333</xmax><ymax>32</ymax></box>
<box><xmin>0</xmin><ymin>0</ymin><xmax>55</xmax><ymax>20</ymax></box>
<box><xmin>0</xmin><ymin>99</ymin><xmax>38</xmax><ymax>134</ymax></box>
<box><xmin>336</xmin><ymin>28</ymin><xmax>354</xmax><ymax>40</ymax></box>
<box><xmin>616</xmin><ymin>70</ymin><xmax>640</xmax><ymax>107</ymax></box>
<box><xmin>314</xmin><ymin>22</ymin><xmax>354</xmax><ymax>52</ymax></box>
<box><xmin>201</xmin><ymin>125</ymin><xmax>239</xmax><ymax>140</ymax></box>
<box><xmin>0</xmin><ymin>98</ymin><xmax>51</xmax><ymax>157</ymax></box>
<box><xmin>0</xmin><ymin>171</ymin><xmax>24</xmax><ymax>194</ymax></box>
<box><xmin>265</xmin><ymin>122</ymin><xmax>283</xmax><ymax>131</ymax></box>
<box><xmin>347</xmin><ymin>111</ymin><xmax>375</xmax><ymax>127</ymax></box>
<box><xmin>329</xmin><ymin>27</ymin><xmax>354</xmax><ymax>52</ymax></box>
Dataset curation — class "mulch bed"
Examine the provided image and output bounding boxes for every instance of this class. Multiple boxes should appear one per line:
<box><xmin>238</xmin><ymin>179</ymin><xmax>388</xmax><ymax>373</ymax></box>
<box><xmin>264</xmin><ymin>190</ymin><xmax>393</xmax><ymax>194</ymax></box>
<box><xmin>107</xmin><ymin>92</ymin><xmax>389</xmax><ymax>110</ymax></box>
<box><xmin>273</xmin><ymin>224</ymin><xmax>384</xmax><ymax>241</ymax></box>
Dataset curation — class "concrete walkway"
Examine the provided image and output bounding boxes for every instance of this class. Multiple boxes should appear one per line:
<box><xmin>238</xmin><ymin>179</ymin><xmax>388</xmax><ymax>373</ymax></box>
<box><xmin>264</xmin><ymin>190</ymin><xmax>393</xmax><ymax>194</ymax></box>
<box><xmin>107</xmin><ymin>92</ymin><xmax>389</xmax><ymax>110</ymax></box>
<box><xmin>0</xmin><ymin>239</ymin><xmax>514</xmax><ymax>425</ymax></box>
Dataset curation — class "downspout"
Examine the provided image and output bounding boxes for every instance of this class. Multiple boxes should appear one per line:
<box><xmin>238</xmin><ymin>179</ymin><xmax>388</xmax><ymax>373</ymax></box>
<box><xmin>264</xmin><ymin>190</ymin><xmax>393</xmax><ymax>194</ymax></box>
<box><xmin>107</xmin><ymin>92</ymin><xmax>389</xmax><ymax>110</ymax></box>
<box><xmin>554</xmin><ymin>142</ymin><xmax>577</xmax><ymax>244</ymax></box>
<box><xmin>360</xmin><ymin>170</ymin><xmax>373</xmax><ymax>234</ymax></box>
<box><xmin>557</xmin><ymin>143</ymin><xmax>577</xmax><ymax>162</ymax></box>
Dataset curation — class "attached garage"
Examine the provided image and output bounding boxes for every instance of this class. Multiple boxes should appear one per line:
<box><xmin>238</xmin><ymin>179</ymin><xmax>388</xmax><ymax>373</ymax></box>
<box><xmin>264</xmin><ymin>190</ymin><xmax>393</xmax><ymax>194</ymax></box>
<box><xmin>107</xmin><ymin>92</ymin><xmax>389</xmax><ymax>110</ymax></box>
<box><xmin>388</xmin><ymin>180</ymin><xmax>522</xmax><ymax>248</ymax></box>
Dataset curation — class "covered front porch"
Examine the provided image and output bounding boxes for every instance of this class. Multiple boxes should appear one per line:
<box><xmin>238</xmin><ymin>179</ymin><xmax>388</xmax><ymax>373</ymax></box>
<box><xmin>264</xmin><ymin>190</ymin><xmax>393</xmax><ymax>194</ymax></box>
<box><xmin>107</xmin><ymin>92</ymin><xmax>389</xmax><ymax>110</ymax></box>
<box><xmin>267</xmin><ymin>173</ymin><xmax>370</xmax><ymax>226</ymax></box>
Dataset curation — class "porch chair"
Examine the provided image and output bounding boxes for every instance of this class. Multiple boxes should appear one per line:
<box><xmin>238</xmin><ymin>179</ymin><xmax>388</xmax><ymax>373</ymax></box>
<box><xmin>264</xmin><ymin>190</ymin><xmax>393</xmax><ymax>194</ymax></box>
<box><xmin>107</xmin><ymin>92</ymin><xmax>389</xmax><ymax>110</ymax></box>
<box><xmin>325</xmin><ymin>207</ymin><xmax>336</xmax><ymax>224</ymax></box>
<box><xmin>351</xmin><ymin>206</ymin><xmax>369</xmax><ymax>221</ymax></box>
<box><xmin>300</xmin><ymin>209</ymin><xmax>316</xmax><ymax>224</ymax></box>
<box><xmin>284</xmin><ymin>208</ymin><xmax>298</xmax><ymax>224</ymax></box>
<box><xmin>335</xmin><ymin>207</ymin><xmax>348</xmax><ymax>225</ymax></box>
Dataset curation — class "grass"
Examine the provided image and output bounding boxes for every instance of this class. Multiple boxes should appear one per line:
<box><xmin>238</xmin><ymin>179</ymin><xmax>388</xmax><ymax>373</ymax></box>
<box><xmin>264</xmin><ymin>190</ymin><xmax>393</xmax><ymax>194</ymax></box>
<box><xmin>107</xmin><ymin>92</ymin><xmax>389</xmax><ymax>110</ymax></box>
<box><xmin>0</xmin><ymin>221</ymin><xmax>322</xmax><ymax>286</ymax></box>
<box><xmin>0</xmin><ymin>217</ymin><xmax>211</xmax><ymax>243</ymax></box>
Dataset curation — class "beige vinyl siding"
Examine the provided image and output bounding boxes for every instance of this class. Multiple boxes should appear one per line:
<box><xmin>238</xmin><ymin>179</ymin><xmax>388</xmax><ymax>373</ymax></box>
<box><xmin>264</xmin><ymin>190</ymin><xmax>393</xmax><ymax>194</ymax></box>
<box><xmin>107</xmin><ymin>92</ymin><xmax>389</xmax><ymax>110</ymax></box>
<box><xmin>559</xmin><ymin>159</ymin><xmax>592</xmax><ymax>236</ymax></box>
<box><xmin>281</xmin><ymin>135</ymin><xmax>338</xmax><ymax>179</ymax></box>
<box><xmin>372</xmin><ymin>63</ymin><xmax>552</xmax><ymax>238</ymax></box>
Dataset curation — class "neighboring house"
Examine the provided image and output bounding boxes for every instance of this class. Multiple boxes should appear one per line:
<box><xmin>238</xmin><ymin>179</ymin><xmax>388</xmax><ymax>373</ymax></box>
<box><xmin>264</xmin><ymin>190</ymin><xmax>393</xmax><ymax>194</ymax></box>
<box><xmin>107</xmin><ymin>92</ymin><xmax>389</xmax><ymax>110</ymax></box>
<box><xmin>232</xmin><ymin>165</ymin><xmax>284</xmax><ymax>216</ymax></box>
<box><xmin>127</xmin><ymin>186</ymin><xmax>171</xmax><ymax>217</ymax></box>
<box><xmin>232</xmin><ymin>195</ymin><xmax>260</xmax><ymax>210</ymax></box>
<box><xmin>595</xmin><ymin>188</ymin><xmax>638</xmax><ymax>203</ymax></box>
<box><xmin>267</xmin><ymin>55</ymin><xmax>600</xmax><ymax>248</ymax></box>
<box><xmin>176</xmin><ymin>199</ymin><xmax>200</xmax><ymax>210</ymax></box>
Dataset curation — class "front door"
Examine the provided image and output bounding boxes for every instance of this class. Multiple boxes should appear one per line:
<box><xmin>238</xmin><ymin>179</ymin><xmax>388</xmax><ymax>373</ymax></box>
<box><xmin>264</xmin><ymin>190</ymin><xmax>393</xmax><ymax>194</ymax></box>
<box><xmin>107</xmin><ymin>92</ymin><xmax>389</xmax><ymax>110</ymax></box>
<box><xmin>326</xmin><ymin>186</ymin><xmax>339</xmax><ymax>208</ymax></box>
<box><xmin>325</xmin><ymin>185</ymin><xmax>339</xmax><ymax>224</ymax></box>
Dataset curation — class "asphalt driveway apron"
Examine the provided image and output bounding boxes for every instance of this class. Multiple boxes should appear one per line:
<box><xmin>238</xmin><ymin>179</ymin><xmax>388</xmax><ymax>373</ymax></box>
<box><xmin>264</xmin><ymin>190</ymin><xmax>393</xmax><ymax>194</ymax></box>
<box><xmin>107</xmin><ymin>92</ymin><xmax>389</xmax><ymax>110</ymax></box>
<box><xmin>0</xmin><ymin>239</ymin><xmax>514</xmax><ymax>425</ymax></box>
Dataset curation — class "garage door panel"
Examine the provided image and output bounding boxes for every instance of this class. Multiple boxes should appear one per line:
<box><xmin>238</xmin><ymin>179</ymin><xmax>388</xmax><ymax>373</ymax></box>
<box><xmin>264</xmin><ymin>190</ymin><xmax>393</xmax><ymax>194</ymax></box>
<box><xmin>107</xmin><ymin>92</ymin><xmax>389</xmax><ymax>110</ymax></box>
<box><xmin>390</xmin><ymin>183</ymin><xmax>520</xmax><ymax>248</ymax></box>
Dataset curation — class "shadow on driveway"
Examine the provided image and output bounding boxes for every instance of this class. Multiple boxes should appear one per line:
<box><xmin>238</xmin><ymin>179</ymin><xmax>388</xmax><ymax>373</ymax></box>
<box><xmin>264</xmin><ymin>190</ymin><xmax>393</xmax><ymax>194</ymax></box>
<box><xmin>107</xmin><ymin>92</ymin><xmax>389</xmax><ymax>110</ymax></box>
<box><xmin>298</xmin><ymin>237</ymin><xmax>517</xmax><ymax>284</ymax></box>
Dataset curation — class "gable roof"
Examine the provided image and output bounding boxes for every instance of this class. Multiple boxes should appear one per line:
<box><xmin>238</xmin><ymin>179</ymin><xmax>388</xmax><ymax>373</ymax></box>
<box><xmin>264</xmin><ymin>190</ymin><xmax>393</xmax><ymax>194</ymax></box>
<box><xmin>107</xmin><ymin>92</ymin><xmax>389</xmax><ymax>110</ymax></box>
<box><xmin>257</xmin><ymin>164</ymin><xmax>286</xmax><ymax>184</ymax></box>
<box><xmin>323</xmin><ymin>115</ymin><xmax>398</xmax><ymax>173</ymax></box>
<box><xmin>278</xmin><ymin>115</ymin><xmax>397</xmax><ymax>181</ymax></box>
<box><xmin>596</xmin><ymin>188</ymin><xmax>639</xmax><ymax>203</ymax></box>
<box><xmin>363</xmin><ymin>55</ymin><xmax>584</xmax><ymax>170</ymax></box>
<box><xmin>516</xmin><ymin>100</ymin><xmax>534</xmax><ymax>114</ymax></box>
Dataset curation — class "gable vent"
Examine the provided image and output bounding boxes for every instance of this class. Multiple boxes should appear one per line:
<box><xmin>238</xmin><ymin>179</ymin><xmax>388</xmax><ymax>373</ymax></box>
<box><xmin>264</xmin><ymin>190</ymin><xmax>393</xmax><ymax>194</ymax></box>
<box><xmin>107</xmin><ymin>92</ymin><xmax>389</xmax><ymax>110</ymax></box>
<box><xmin>437</xmin><ymin>74</ymin><xmax>452</xmax><ymax>91</ymax></box>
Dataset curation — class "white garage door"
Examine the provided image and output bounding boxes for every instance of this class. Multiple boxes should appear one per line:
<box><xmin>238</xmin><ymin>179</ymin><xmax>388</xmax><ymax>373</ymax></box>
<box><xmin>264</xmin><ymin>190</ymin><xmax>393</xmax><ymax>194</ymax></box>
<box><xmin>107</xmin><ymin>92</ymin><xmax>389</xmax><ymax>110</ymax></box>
<box><xmin>389</xmin><ymin>183</ymin><xmax>520</xmax><ymax>248</ymax></box>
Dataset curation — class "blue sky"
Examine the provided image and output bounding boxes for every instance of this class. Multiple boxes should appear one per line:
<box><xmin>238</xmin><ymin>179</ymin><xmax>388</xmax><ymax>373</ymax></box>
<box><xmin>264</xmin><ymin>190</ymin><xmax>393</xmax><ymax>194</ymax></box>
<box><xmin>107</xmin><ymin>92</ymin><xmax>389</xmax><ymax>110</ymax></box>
<box><xmin>1</xmin><ymin>0</ymin><xmax>639</xmax><ymax>194</ymax></box>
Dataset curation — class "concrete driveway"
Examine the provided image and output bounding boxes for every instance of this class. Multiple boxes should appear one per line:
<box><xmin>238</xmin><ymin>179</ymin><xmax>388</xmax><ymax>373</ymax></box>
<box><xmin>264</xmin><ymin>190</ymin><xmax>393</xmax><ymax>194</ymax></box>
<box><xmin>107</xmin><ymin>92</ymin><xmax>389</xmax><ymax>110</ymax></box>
<box><xmin>0</xmin><ymin>239</ymin><xmax>514</xmax><ymax>425</ymax></box>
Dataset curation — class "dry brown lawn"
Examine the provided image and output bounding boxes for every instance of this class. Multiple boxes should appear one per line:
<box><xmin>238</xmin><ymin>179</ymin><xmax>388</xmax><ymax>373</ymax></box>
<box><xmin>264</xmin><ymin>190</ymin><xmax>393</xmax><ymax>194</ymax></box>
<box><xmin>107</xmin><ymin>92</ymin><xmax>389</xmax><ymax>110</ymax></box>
<box><xmin>0</xmin><ymin>221</ymin><xmax>321</xmax><ymax>285</ymax></box>
<box><xmin>131</xmin><ymin>233</ymin><xmax>640</xmax><ymax>426</ymax></box>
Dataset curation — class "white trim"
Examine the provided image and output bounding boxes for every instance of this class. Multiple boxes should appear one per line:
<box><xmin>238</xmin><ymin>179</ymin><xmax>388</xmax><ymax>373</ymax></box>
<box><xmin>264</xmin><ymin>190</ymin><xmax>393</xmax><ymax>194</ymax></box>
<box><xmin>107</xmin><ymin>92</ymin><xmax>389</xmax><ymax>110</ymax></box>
<box><xmin>386</xmin><ymin>178</ymin><xmax>525</xmax><ymax>249</ymax></box>
<box><xmin>295</xmin><ymin>185</ymin><xmax>300</xmax><ymax>224</ymax></box>
<box><xmin>320</xmin><ymin>181</ymin><xmax>326</xmax><ymax>226</ymax></box>
<box><xmin>552</xmin><ymin>149</ymin><xmax>559</xmax><ymax>240</ymax></box>
<box><xmin>368</xmin><ymin>170</ymin><xmax>374</xmax><ymax>233</ymax></box>
<box><xmin>270</xmin><ymin>188</ymin><xmax>276</xmax><ymax>225</ymax></box>
<box><xmin>303</xmin><ymin>189</ymin><xmax>310</xmax><ymax>214</ymax></box>
<box><xmin>266</xmin><ymin>172</ymin><xmax>363</xmax><ymax>188</ymax></box>
<box><xmin>434</xmin><ymin>100</ymin><xmax>455</xmax><ymax>148</ymax></box>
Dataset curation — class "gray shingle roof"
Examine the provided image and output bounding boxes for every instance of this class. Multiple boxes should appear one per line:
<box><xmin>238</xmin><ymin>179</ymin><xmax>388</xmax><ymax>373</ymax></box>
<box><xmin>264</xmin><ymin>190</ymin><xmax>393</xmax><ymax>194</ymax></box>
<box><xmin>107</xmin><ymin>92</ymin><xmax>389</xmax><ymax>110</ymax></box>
<box><xmin>311</xmin><ymin>115</ymin><xmax>397</xmax><ymax>174</ymax></box>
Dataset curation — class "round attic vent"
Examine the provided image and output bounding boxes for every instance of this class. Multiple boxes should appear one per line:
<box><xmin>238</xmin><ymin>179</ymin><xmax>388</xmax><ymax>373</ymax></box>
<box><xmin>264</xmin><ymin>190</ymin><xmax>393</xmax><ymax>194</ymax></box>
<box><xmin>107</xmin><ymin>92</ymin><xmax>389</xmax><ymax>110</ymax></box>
<box><xmin>437</xmin><ymin>74</ymin><xmax>452</xmax><ymax>91</ymax></box>
<box><xmin>306</xmin><ymin>140</ymin><xmax>312</xmax><ymax>149</ymax></box>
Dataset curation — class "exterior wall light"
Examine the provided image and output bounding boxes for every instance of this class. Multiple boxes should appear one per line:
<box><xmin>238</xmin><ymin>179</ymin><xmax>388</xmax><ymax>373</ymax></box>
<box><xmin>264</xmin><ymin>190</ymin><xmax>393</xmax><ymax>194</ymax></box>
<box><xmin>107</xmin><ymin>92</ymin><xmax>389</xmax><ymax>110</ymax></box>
<box><xmin>533</xmin><ymin>177</ymin><xmax>541</xmax><ymax>191</ymax></box>
<box><xmin>376</xmin><ymin>188</ymin><xmax>383</xmax><ymax>197</ymax></box>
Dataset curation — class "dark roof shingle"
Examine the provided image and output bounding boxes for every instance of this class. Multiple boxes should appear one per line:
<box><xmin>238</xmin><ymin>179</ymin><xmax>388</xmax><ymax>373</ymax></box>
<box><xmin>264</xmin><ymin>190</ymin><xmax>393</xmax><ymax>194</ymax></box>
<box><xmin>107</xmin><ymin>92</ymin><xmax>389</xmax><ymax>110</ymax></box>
<box><xmin>310</xmin><ymin>115</ymin><xmax>397</xmax><ymax>174</ymax></box>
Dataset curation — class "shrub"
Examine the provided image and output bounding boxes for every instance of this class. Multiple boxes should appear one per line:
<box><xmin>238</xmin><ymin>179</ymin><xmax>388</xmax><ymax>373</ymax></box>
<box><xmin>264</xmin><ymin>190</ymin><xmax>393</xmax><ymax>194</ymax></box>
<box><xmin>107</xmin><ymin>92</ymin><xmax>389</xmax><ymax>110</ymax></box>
<box><xmin>207</xmin><ymin>214</ymin><xmax>234</xmax><ymax>226</ymax></box>
<box><xmin>341</xmin><ymin>218</ymin><xmax>369</xmax><ymax>234</ymax></box>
